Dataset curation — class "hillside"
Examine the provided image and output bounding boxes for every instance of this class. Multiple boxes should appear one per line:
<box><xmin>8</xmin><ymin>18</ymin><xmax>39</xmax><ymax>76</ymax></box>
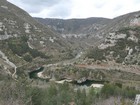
<box><xmin>0</xmin><ymin>0</ymin><xmax>69</xmax><ymax>51</ymax></box>
<box><xmin>86</xmin><ymin>11</ymin><xmax>140</xmax><ymax>65</ymax></box>
<box><xmin>0</xmin><ymin>0</ymin><xmax>71</xmax><ymax>77</ymax></box>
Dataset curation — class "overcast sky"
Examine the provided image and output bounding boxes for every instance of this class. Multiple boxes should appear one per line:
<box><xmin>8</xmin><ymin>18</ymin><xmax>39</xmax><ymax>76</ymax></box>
<box><xmin>7</xmin><ymin>0</ymin><xmax>140</xmax><ymax>19</ymax></box>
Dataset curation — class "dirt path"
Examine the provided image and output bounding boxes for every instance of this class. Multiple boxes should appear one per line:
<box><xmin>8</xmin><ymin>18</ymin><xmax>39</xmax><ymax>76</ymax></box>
<box><xmin>0</xmin><ymin>50</ymin><xmax>17</xmax><ymax>78</ymax></box>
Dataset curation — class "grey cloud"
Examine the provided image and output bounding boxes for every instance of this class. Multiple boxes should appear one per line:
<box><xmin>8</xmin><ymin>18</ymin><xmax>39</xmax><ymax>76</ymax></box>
<box><xmin>47</xmin><ymin>1</ymin><xmax>73</xmax><ymax>18</ymax></box>
<box><xmin>8</xmin><ymin>0</ymin><xmax>72</xmax><ymax>18</ymax></box>
<box><xmin>94</xmin><ymin>1</ymin><xmax>106</xmax><ymax>9</ymax></box>
<box><xmin>19</xmin><ymin>0</ymin><xmax>60</xmax><ymax>7</ymax></box>
<box><xmin>113</xmin><ymin>5</ymin><xmax>123</xmax><ymax>11</ymax></box>
<box><xmin>17</xmin><ymin>0</ymin><xmax>62</xmax><ymax>13</ymax></box>
<box><xmin>47</xmin><ymin>7</ymin><xmax>71</xmax><ymax>18</ymax></box>
<box><xmin>134</xmin><ymin>0</ymin><xmax>140</xmax><ymax>3</ymax></box>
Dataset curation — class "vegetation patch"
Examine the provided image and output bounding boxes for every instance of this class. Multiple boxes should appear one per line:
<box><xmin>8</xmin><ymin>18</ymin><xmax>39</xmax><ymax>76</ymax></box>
<box><xmin>86</xmin><ymin>47</ymin><xmax>106</xmax><ymax>61</ymax></box>
<box><xmin>0</xmin><ymin>78</ymin><xmax>139</xmax><ymax>105</ymax></box>
<box><xmin>6</xmin><ymin>36</ymin><xmax>49</xmax><ymax>62</ymax></box>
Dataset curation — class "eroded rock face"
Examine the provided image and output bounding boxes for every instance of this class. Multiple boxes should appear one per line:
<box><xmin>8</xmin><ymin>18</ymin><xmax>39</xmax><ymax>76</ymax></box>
<box><xmin>130</xmin><ymin>15</ymin><xmax>140</xmax><ymax>26</ymax></box>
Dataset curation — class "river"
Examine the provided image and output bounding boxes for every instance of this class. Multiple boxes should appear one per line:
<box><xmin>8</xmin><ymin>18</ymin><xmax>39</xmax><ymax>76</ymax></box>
<box><xmin>29</xmin><ymin>66</ymin><xmax>105</xmax><ymax>89</ymax></box>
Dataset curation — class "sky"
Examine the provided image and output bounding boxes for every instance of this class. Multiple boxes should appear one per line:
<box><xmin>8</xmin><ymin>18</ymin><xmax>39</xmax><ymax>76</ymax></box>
<box><xmin>7</xmin><ymin>0</ymin><xmax>140</xmax><ymax>19</ymax></box>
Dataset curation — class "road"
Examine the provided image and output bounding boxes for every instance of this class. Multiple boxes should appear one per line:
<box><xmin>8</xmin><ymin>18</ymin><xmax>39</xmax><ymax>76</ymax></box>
<box><xmin>76</xmin><ymin>63</ymin><xmax>140</xmax><ymax>75</ymax></box>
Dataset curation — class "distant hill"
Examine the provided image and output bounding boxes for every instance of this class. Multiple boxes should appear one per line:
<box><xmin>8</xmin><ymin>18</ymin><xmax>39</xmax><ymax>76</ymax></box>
<box><xmin>35</xmin><ymin>17</ymin><xmax>111</xmax><ymax>50</ymax></box>
<box><xmin>35</xmin><ymin>17</ymin><xmax>110</xmax><ymax>35</ymax></box>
